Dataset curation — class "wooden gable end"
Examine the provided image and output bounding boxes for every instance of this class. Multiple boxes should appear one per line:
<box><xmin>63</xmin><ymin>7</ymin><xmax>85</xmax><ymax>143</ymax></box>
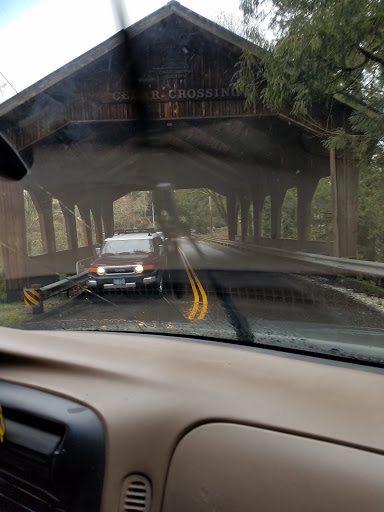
<box><xmin>1</xmin><ymin>11</ymin><xmax>268</xmax><ymax>152</ymax></box>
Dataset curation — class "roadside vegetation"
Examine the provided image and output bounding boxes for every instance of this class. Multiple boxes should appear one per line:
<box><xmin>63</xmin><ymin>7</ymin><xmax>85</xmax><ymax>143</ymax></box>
<box><xmin>0</xmin><ymin>301</ymin><xmax>28</xmax><ymax>327</ymax></box>
<box><xmin>0</xmin><ymin>277</ymin><xmax>27</xmax><ymax>325</ymax></box>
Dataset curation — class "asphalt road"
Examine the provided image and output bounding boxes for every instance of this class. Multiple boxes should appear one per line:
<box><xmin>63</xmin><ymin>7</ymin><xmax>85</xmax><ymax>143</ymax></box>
<box><xmin>23</xmin><ymin>239</ymin><xmax>384</xmax><ymax>345</ymax></box>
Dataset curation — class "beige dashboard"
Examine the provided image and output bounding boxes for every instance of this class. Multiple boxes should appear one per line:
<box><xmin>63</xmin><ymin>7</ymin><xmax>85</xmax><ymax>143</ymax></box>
<box><xmin>1</xmin><ymin>326</ymin><xmax>384</xmax><ymax>511</ymax></box>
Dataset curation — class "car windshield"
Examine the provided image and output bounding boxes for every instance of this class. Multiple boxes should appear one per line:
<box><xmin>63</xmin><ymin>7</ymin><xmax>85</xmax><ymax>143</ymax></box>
<box><xmin>102</xmin><ymin>239</ymin><xmax>153</xmax><ymax>255</ymax></box>
<box><xmin>1</xmin><ymin>0</ymin><xmax>384</xmax><ymax>365</ymax></box>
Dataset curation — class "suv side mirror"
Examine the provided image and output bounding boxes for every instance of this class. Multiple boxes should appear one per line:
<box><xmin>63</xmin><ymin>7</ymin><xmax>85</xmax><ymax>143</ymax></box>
<box><xmin>95</xmin><ymin>247</ymin><xmax>101</xmax><ymax>256</ymax></box>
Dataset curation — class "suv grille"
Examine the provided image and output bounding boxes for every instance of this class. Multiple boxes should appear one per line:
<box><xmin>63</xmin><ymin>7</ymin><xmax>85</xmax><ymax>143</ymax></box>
<box><xmin>106</xmin><ymin>266</ymin><xmax>135</xmax><ymax>275</ymax></box>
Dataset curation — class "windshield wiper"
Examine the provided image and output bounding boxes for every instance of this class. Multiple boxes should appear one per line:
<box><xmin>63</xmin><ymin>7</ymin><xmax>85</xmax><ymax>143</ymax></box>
<box><xmin>206</xmin><ymin>270</ymin><xmax>255</xmax><ymax>343</ymax></box>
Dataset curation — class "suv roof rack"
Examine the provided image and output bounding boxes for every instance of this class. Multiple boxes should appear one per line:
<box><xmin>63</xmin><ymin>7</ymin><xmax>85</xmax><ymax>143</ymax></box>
<box><xmin>113</xmin><ymin>229</ymin><xmax>154</xmax><ymax>235</ymax></box>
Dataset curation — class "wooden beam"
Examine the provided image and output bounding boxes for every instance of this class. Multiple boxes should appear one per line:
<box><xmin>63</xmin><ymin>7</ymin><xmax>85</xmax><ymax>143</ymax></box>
<box><xmin>227</xmin><ymin>193</ymin><xmax>237</xmax><ymax>241</ymax></box>
<box><xmin>167</xmin><ymin>133</ymin><xmax>235</xmax><ymax>185</ymax></box>
<box><xmin>240</xmin><ymin>194</ymin><xmax>250</xmax><ymax>243</ymax></box>
<box><xmin>0</xmin><ymin>182</ymin><xmax>28</xmax><ymax>300</ymax></box>
<box><xmin>78</xmin><ymin>203</ymin><xmax>93</xmax><ymax>256</ymax></box>
<box><xmin>60</xmin><ymin>201</ymin><xmax>78</xmax><ymax>251</ymax></box>
<box><xmin>271</xmin><ymin>187</ymin><xmax>287</xmax><ymax>239</ymax></box>
<box><xmin>252</xmin><ymin>188</ymin><xmax>266</xmax><ymax>242</ymax></box>
<box><xmin>102</xmin><ymin>200</ymin><xmax>114</xmax><ymax>238</ymax></box>
<box><xmin>60</xmin><ymin>200</ymin><xmax>79</xmax><ymax>268</ymax></box>
<box><xmin>330</xmin><ymin>148</ymin><xmax>359</xmax><ymax>258</ymax></box>
<box><xmin>297</xmin><ymin>179</ymin><xmax>318</xmax><ymax>248</ymax></box>
<box><xmin>330</xmin><ymin>148</ymin><xmax>340</xmax><ymax>257</ymax></box>
<box><xmin>92</xmin><ymin>205</ymin><xmax>104</xmax><ymax>245</ymax></box>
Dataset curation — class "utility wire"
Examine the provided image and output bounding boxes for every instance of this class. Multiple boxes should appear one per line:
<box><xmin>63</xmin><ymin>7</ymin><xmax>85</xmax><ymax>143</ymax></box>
<box><xmin>0</xmin><ymin>71</ymin><xmax>18</xmax><ymax>94</ymax></box>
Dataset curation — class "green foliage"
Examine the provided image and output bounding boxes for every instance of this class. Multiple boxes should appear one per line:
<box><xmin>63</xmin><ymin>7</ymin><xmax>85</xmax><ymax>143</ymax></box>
<box><xmin>281</xmin><ymin>188</ymin><xmax>297</xmax><ymax>239</ymax></box>
<box><xmin>0</xmin><ymin>303</ymin><xmax>28</xmax><ymax>327</ymax></box>
<box><xmin>234</xmin><ymin>51</ymin><xmax>267</xmax><ymax>110</ymax></box>
<box><xmin>311</xmin><ymin>177</ymin><xmax>333</xmax><ymax>242</ymax></box>
<box><xmin>261</xmin><ymin>196</ymin><xmax>271</xmax><ymax>237</ymax></box>
<box><xmin>281</xmin><ymin>188</ymin><xmax>297</xmax><ymax>240</ymax></box>
<box><xmin>236</xmin><ymin>0</ymin><xmax>384</xmax><ymax>161</ymax></box>
<box><xmin>74</xmin><ymin>205</ymin><xmax>85</xmax><ymax>247</ymax></box>
<box><xmin>342</xmin><ymin>277</ymin><xmax>384</xmax><ymax>298</ymax></box>
<box><xmin>53</xmin><ymin>199</ymin><xmax>68</xmax><ymax>251</ymax></box>
<box><xmin>24</xmin><ymin>191</ymin><xmax>43</xmax><ymax>256</ymax></box>
<box><xmin>174</xmin><ymin>189</ymin><xmax>209</xmax><ymax>234</ymax></box>
<box><xmin>174</xmin><ymin>189</ymin><xmax>227</xmax><ymax>234</ymax></box>
<box><xmin>201</xmin><ymin>189</ymin><xmax>228</xmax><ymax>227</ymax></box>
<box><xmin>233</xmin><ymin>0</ymin><xmax>384</xmax><ymax>261</ymax></box>
<box><xmin>114</xmin><ymin>192</ymin><xmax>153</xmax><ymax>231</ymax></box>
<box><xmin>322</xmin><ymin>128</ymin><xmax>349</xmax><ymax>151</ymax></box>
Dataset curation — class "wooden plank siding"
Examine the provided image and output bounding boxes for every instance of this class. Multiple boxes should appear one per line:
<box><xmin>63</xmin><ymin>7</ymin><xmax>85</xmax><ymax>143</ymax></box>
<box><xmin>0</xmin><ymin>182</ymin><xmax>28</xmax><ymax>298</ymax></box>
<box><xmin>0</xmin><ymin>8</ymin><xmax>344</xmax><ymax>151</ymax></box>
<box><xmin>0</xmin><ymin>13</ymin><xmax>274</xmax><ymax>151</ymax></box>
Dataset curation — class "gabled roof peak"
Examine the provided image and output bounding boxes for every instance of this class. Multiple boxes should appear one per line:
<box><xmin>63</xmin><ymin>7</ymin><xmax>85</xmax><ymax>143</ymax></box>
<box><xmin>0</xmin><ymin>2</ymin><xmax>256</xmax><ymax>117</ymax></box>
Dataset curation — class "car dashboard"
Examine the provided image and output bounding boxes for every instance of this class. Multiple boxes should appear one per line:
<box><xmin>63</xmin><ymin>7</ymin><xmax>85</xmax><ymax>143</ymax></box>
<box><xmin>1</xmin><ymin>327</ymin><xmax>384</xmax><ymax>512</ymax></box>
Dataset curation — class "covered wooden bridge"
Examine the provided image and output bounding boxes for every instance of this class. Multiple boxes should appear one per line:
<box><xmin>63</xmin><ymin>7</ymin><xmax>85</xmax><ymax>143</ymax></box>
<box><xmin>0</xmin><ymin>1</ymin><xmax>358</xmax><ymax>297</ymax></box>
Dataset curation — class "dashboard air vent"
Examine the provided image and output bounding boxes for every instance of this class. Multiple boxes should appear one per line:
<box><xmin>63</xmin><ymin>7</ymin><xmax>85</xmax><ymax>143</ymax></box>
<box><xmin>120</xmin><ymin>474</ymin><xmax>151</xmax><ymax>512</ymax></box>
<box><xmin>0</xmin><ymin>382</ymin><xmax>105</xmax><ymax>512</ymax></box>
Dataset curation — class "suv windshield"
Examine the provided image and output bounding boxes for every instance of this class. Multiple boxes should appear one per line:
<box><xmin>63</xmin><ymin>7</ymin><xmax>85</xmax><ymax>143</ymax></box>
<box><xmin>1</xmin><ymin>0</ymin><xmax>384</xmax><ymax>365</ymax></box>
<box><xmin>102</xmin><ymin>239</ymin><xmax>153</xmax><ymax>255</ymax></box>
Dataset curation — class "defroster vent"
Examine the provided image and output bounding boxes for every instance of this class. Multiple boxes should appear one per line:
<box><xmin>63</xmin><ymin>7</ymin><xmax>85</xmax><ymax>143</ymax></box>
<box><xmin>120</xmin><ymin>474</ymin><xmax>151</xmax><ymax>512</ymax></box>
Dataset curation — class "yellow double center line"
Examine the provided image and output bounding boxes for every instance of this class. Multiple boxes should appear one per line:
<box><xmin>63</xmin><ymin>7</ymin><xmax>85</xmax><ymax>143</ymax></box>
<box><xmin>178</xmin><ymin>247</ymin><xmax>208</xmax><ymax>320</ymax></box>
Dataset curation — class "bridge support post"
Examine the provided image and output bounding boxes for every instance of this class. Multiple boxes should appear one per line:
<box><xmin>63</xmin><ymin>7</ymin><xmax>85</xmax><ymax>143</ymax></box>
<box><xmin>102</xmin><ymin>200</ymin><xmax>114</xmax><ymax>238</ymax></box>
<box><xmin>60</xmin><ymin>200</ymin><xmax>79</xmax><ymax>266</ymax></box>
<box><xmin>226</xmin><ymin>193</ymin><xmax>237</xmax><ymax>241</ymax></box>
<box><xmin>91</xmin><ymin>203</ymin><xmax>104</xmax><ymax>245</ymax></box>
<box><xmin>0</xmin><ymin>182</ymin><xmax>28</xmax><ymax>300</ymax></box>
<box><xmin>240</xmin><ymin>195</ymin><xmax>250</xmax><ymax>243</ymax></box>
<box><xmin>297</xmin><ymin>179</ymin><xmax>318</xmax><ymax>249</ymax></box>
<box><xmin>78</xmin><ymin>203</ymin><xmax>93</xmax><ymax>257</ymax></box>
<box><xmin>271</xmin><ymin>187</ymin><xmax>287</xmax><ymax>240</ymax></box>
<box><xmin>252</xmin><ymin>189</ymin><xmax>265</xmax><ymax>242</ymax></box>
<box><xmin>330</xmin><ymin>148</ymin><xmax>359</xmax><ymax>258</ymax></box>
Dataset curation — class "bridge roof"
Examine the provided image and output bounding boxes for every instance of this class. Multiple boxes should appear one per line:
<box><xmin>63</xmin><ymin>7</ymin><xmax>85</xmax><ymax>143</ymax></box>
<box><xmin>0</xmin><ymin>1</ymin><xmax>338</xmax><ymax>201</ymax></box>
<box><xmin>0</xmin><ymin>1</ymin><xmax>258</xmax><ymax>118</ymax></box>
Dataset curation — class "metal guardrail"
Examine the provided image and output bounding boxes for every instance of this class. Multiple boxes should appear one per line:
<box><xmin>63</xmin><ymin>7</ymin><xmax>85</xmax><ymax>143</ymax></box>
<box><xmin>25</xmin><ymin>271</ymin><xmax>89</xmax><ymax>314</ymax></box>
<box><xmin>200</xmin><ymin>237</ymin><xmax>384</xmax><ymax>280</ymax></box>
<box><xmin>40</xmin><ymin>271</ymin><xmax>89</xmax><ymax>301</ymax></box>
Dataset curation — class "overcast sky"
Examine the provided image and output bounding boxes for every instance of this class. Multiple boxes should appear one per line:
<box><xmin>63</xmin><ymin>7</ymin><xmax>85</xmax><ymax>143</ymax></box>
<box><xmin>0</xmin><ymin>0</ymin><xmax>243</xmax><ymax>103</ymax></box>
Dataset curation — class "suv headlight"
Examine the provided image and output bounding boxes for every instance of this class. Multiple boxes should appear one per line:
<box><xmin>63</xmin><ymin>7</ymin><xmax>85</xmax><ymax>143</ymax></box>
<box><xmin>135</xmin><ymin>264</ymin><xmax>144</xmax><ymax>273</ymax></box>
<box><xmin>97</xmin><ymin>267</ymin><xmax>106</xmax><ymax>275</ymax></box>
